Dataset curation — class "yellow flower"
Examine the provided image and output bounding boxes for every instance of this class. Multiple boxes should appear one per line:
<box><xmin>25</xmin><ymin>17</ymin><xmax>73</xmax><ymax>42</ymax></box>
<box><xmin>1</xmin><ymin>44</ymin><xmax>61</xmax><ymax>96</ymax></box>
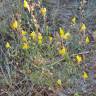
<box><xmin>38</xmin><ymin>33</ymin><xmax>43</xmax><ymax>45</ymax></box>
<box><xmin>59</xmin><ymin>27</ymin><xmax>65</xmax><ymax>38</ymax></box>
<box><xmin>57</xmin><ymin>79</ymin><xmax>62</xmax><ymax>86</ymax></box>
<box><xmin>63</xmin><ymin>32</ymin><xmax>71</xmax><ymax>40</ymax></box>
<box><xmin>82</xmin><ymin>71</ymin><xmax>88</xmax><ymax>80</ymax></box>
<box><xmin>5</xmin><ymin>42</ymin><xmax>11</xmax><ymax>48</ymax></box>
<box><xmin>38</xmin><ymin>33</ymin><xmax>42</xmax><ymax>40</ymax></box>
<box><xmin>38</xmin><ymin>40</ymin><xmax>42</xmax><ymax>45</ymax></box>
<box><xmin>21</xmin><ymin>36</ymin><xmax>27</xmax><ymax>42</ymax></box>
<box><xmin>22</xmin><ymin>43</ymin><xmax>29</xmax><ymax>49</ymax></box>
<box><xmin>10</xmin><ymin>20</ymin><xmax>18</xmax><ymax>30</ymax></box>
<box><xmin>76</xmin><ymin>55</ymin><xmax>83</xmax><ymax>64</ymax></box>
<box><xmin>71</xmin><ymin>16</ymin><xmax>76</xmax><ymax>24</ymax></box>
<box><xmin>40</xmin><ymin>7</ymin><xmax>47</xmax><ymax>16</ymax></box>
<box><xmin>85</xmin><ymin>36</ymin><xmax>90</xmax><ymax>44</ymax></box>
<box><xmin>21</xmin><ymin>30</ymin><xmax>27</xmax><ymax>36</ymax></box>
<box><xmin>30</xmin><ymin>31</ymin><xmax>36</xmax><ymax>40</ymax></box>
<box><xmin>80</xmin><ymin>23</ymin><xmax>86</xmax><ymax>32</ymax></box>
<box><xmin>23</xmin><ymin>0</ymin><xmax>30</xmax><ymax>12</ymax></box>
<box><xmin>49</xmin><ymin>36</ymin><xmax>53</xmax><ymax>42</ymax></box>
<box><xmin>24</xmin><ymin>0</ymin><xmax>29</xmax><ymax>9</ymax></box>
<box><xmin>58</xmin><ymin>47</ymin><xmax>67</xmax><ymax>56</ymax></box>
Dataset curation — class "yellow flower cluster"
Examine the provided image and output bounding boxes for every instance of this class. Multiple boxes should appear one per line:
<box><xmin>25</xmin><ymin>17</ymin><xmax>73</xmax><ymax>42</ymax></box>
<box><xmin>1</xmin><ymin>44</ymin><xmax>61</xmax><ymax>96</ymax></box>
<box><xmin>22</xmin><ymin>43</ymin><xmax>29</xmax><ymax>49</ymax></box>
<box><xmin>30</xmin><ymin>31</ymin><xmax>36</xmax><ymax>40</ymax></box>
<box><xmin>20</xmin><ymin>30</ymin><xmax>29</xmax><ymax>49</ymax></box>
<box><xmin>59</xmin><ymin>27</ymin><xmax>71</xmax><ymax>40</ymax></box>
<box><xmin>70</xmin><ymin>16</ymin><xmax>87</xmax><ymax>32</ymax></box>
<box><xmin>30</xmin><ymin>31</ymin><xmax>43</xmax><ymax>45</ymax></box>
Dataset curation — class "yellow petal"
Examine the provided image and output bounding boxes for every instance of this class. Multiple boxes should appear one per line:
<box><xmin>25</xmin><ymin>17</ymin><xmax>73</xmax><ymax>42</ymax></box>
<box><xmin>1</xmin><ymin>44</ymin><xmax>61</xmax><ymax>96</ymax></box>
<box><xmin>38</xmin><ymin>33</ymin><xmax>42</xmax><ymax>40</ymax></box>
<box><xmin>59</xmin><ymin>27</ymin><xmax>65</xmax><ymax>38</ymax></box>
<box><xmin>10</xmin><ymin>20</ymin><xmax>18</xmax><ymax>30</ymax></box>
<box><xmin>82</xmin><ymin>72</ymin><xmax>88</xmax><ymax>79</ymax></box>
<box><xmin>58</xmin><ymin>47</ymin><xmax>66</xmax><ymax>56</ymax></box>
<box><xmin>21</xmin><ymin>36</ymin><xmax>27</xmax><ymax>42</ymax></box>
<box><xmin>63</xmin><ymin>32</ymin><xmax>71</xmax><ymax>40</ymax></box>
<box><xmin>49</xmin><ymin>36</ymin><xmax>53</xmax><ymax>42</ymax></box>
<box><xmin>21</xmin><ymin>30</ymin><xmax>27</xmax><ymax>36</ymax></box>
<box><xmin>5</xmin><ymin>42</ymin><xmax>11</xmax><ymax>48</ymax></box>
<box><xmin>38</xmin><ymin>33</ymin><xmax>43</xmax><ymax>45</ymax></box>
<box><xmin>71</xmin><ymin>16</ymin><xmax>76</xmax><ymax>24</ymax></box>
<box><xmin>40</xmin><ymin>7</ymin><xmax>47</xmax><ymax>16</ymax></box>
<box><xmin>38</xmin><ymin>39</ymin><xmax>42</xmax><ymax>45</ymax></box>
<box><xmin>80</xmin><ymin>23</ymin><xmax>86</xmax><ymax>32</ymax></box>
<box><xmin>24</xmin><ymin>0</ymin><xmax>29</xmax><ymax>8</ymax></box>
<box><xmin>30</xmin><ymin>31</ymin><xmax>36</xmax><ymax>40</ymax></box>
<box><xmin>57</xmin><ymin>79</ymin><xmax>62</xmax><ymax>86</ymax></box>
<box><xmin>22</xmin><ymin>43</ymin><xmax>29</xmax><ymax>49</ymax></box>
<box><xmin>76</xmin><ymin>55</ymin><xmax>82</xmax><ymax>63</ymax></box>
<box><xmin>85</xmin><ymin>36</ymin><xmax>90</xmax><ymax>44</ymax></box>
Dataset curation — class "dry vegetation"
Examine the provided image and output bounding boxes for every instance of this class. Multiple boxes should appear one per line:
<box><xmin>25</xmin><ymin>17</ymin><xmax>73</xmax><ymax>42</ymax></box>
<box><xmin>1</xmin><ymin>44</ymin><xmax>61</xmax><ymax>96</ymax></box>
<box><xmin>0</xmin><ymin>0</ymin><xmax>96</xmax><ymax>96</ymax></box>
